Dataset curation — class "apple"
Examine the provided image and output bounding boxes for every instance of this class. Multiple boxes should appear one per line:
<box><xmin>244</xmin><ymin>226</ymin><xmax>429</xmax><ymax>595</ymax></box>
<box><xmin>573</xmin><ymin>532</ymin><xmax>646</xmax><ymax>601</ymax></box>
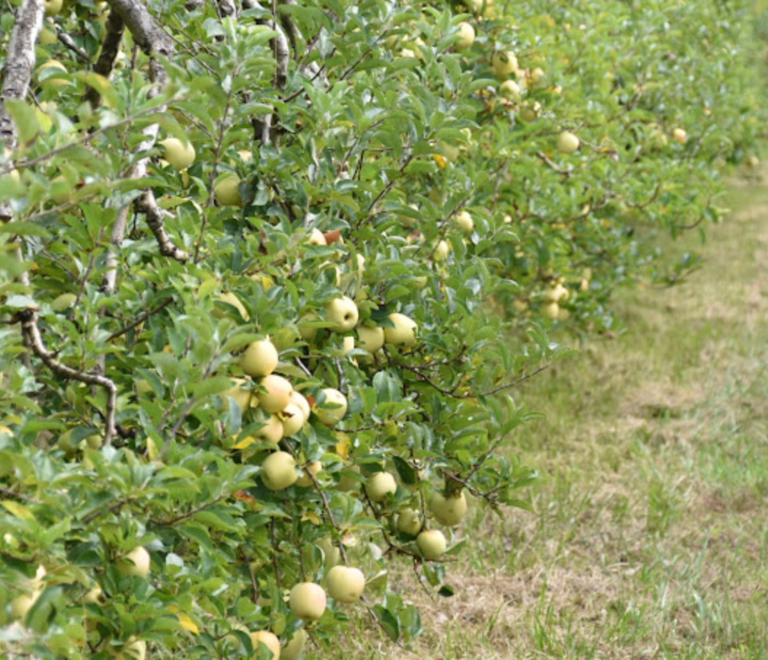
<box><xmin>543</xmin><ymin>301</ymin><xmax>559</xmax><ymax>319</ymax></box>
<box><xmin>261</xmin><ymin>451</ymin><xmax>297</xmax><ymax>490</ymax></box>
<box><xmin>357</xmin><ymin>325</ymin><xmax>385</xmax><ymax>353</ymax></box>
<box><xmin>518</xmin><ymin>101</ymin><xmax>541</xmax><ymax>122</ymax></box>
<box><xmin>326</xmin><ymin>565</ymin><xmax>365</xmax><ymax>603</ymax></box>
<box><xmin>316</xmin><ymin>536</ymin><xmax>340</xmax><ymax>567</ymax></box>
<box><xmin>295</xmin><ymin>460</ymin><xmax>322</xmax><ymax>487</ymax></box>
<box><xmin>281</xmin><ymin>628</ymin><xmax>307</xmax><ymax>660</ymax></box>
<box><xmin>113</xmin><ymin>639</ymin><xmax>147</xmax><ymax>660</ymax></box>
<box><xmin>280</xmin><ymin>403</ymin><xmax>305</xmax><ymax>437</ymax></box>
<box><xmin>337</xmin><ymin>464</ymin><xmax>361</xmax><ymax>492</ymax></box>
<box><xmin>252</xmin><ymin>409</ymin><xmax>283</xmax><ymax>445</ymax></box>
<box><xmin>160</xmin><ymin>138</ymin><xmax>195</xmax><ymax>171</ymax></box>
<box><xmin>314</xmin><ymin>388</ymin><xmax>347</xmax><ymax>426</ymax></box>
<box><xmin>214</xmin><ymin>174</ymin><xmax>242</xmax><ymax>206</ymax></box>
<box><xmin>240</xmin><ymin>339</ymin><xmax>279</xmax><ymax>378</ymax></box>
<box><xmin>430</xmin><ymin>491</ymin><xmax>467</xmax><ymax>526</ymax></box>
<box><xmin>83</xmin><ymin>585</ymin><xmax>103</xmax><ymax>604</ymax></box>
<box><xmin>396</xmin><ymin>508</ymin><xmax>422</xmax><ymax>536</ymax></box>
<box><xmin>251</xmin><ymin>631</ymin><xmax>280</xmax><ymax>659</ymax></box>
<box><xmin>289</xmin><ymin>390</ymin><xmax>311</xmax><ymax>421</ymax></box>
<box><xmin>325</xmin><ymin>296</ymin><xmax>359</xmax><ymax>332</ymax></box>
<box><xmin>51</xmin><ymin>292</ymin><xmax>76</xmax><ymax>311</ymax></box>
<box><xmin>297</xmin><ymin>313</ymin><xmax>320</xmax><ymax>341</ymax></box>
<box><xmin>453</xmin><ymin>211</ymin><xmax>474</xmax><ymax>234</ymax></box>
<box><xmin>556</xmin><ymin>131</ymin><xmax>580</xmax><ymax>154</ymax></box>
<box><xmin>453</xmin><ymin>22</ymin><xmax>475</xmax><ymax>51</ymax></box>
<box><xmin>39</xmin><ymin>25</ymin><xmax>57</xmax><ymax>45</ymax></box>
<box><xmin>384</xmin><ymin>313</ymin><xmax>417</xmax><ymax>347</ymax></box>
<box><xmin>530</xmin><ymin>66</ymin><xmax>545</xmax><ymax>85</ymax></box>
<box><xmin>337</xmin><ymin>335</ymin><xmax>355</xmax><ymax>357</ymax></box>
<box><xmin>308</xmin><ymin>228</ymin><xmax>327</xmax><ymax>245</ymax></box>
<box><xmin>432</xmin><ymin>239</ymin><xmax>450</xmax><ymax>262</ymax></box>
<box><xmin>37</xmin><ymin>60</ymin><xmax>68</xmax><ymax>88</ymax></box>
<box><xmin>416</xmin><ymin>529</ymin><xmax>447</xmax><ymax>560</ymax></box>
<box><xmin>673</xmin><ymin>128</ymin><xmax>687</xmax><ymax>144</ymax></box>
<box><xmin>222</xmin><ymin>378</ymin><xmax>252</xmax><ymax>412</ymax></box>
<box><xmin>289</xmin><ymin>582</ymin><xmax>327</xmax><ymax>621</ymax></box>
<box><xmin>365</xmin><ymin>472</ymin><xmax>397</xmax><ymax>502</ymax></box>
<box><xmin>44</xmin><ymin>0</ymin><xmax>63</xmax><ymax>17</ymax></box>
<box><xmin>356</xmin><ymin>253</ymin><xmax>366</xmax><ymax>273</ymax></box>
<box><xmin>213</xmin><ymin>291</ymin><xmax>249</xmax><ymax>319</ymax></box>
<box><xmin>118</xmin><ymin>546</ymin><xmax>151</xmax><ymax>579</ymax></box>
<box><xmin>491</xmin><ymin>51</ymin><xmax>518</xmax><ymax>78</ymax></box>
<box><xmin>258</xmin><ymin>375</ymin><xmax>293</xmax><ymax>413</ymax></box>
<box><xmin>499</xmin><ymin>79</ymin><xmax>521</xmax><ymax>100</ymax></box>
<box><xmin>11</xmin><ymin>591</ymin><xmax>40</xmax><ymax>619</ymax></box>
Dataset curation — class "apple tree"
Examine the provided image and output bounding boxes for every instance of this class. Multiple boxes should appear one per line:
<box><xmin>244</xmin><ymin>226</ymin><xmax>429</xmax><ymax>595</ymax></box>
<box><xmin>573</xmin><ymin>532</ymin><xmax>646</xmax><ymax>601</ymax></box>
<box><xmin>0</xmin><ymin>0</ymin><xmax>764</xmax><ymax>657</ymax></box>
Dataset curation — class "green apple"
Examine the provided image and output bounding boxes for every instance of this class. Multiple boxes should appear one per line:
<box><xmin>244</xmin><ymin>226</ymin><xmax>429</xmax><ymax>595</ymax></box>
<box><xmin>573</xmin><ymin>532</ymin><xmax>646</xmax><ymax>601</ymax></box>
<box><xmin>337</xmin><ymin>464</ymin><xmax>361</xmax><ymax>492</ymax></box>
<box><xmin>213</xmin><ymin>174</ymin><xmax>242</xmax><ymax>206</ymax></box>
<box><xmin>416</xmin><ymin>529</ymin><xmax>447</xmax><ymax>560</ymax></box>
<box><xmin>261</xmin><ymin>451</ymin><xmax>297</xmax><ymax>490</ymax></box>
<box><xmin>491</xmin><ymin>51</ymin><xmax>518</xmax><ymax>78</ymax></box>
<box><xmin>44</xmin><ymin>0</ymin><xmax>63</xmax><ymax>17</ymax></box>
<box><xmin>282</xmin><ymin>628</ymin><xmax>307</xmax><ymax>660</ymax></box>
<box><xmin>222</xmin><ymin>377</ymin><xmax>252</xmax><ymax>411</ymax></box>
<box><xmin>289</xmin><ymin>582</ymin><xmax>327</xmax><ymax>621</ymax></box>
<box><xmin>499</xmin><ymin>79</ymin><xmax>521</xmax><ymax>100</ymax></box>
<box><xmin>160</xmin><ymin>138</ymin><xmax>196</xmax><ymax>171</ymax></box>
<box><xmin>295</xmin><ymin>460</ymin><xmax>322</xmax><ymax>487</ymax></box>
<box><xmin>252</xmin><ymin>409</ymin><xmax>284</xmax><ymax>445</ymax></box>
<box><xmin>357</xmin><ymin>325</ymin><xmax>385</xmax><ymax>353</ymax></box>
<box><xmin>39</xmin><ymin>25</ymin><xmax>57</xmax><ymax>45</ymax></box>
<box><xmin>325</xmin><ymin>296</ymin><xmax>359</xmax><ymax>333</ymax></box>
<box><xmin>430</xmin><ymin>491</ymin><xmax>467</xmax><ymax>526</ymax></box>
<box><xmin>11</xmin><ymin>591</ymin><xmax>40</xmax><ymax>619</ymax></box>
<box><xmin>118</xmin><ymin>546</ymin><xmax>151</xmax><ymax>579</ymax></box>
<box><xmin>326</xmin><ymin>565</ymin><xmax>365</xmax><ymax>603</ymax></box>
<box><xmin>289</xmin><ymin>390</ymin><xmax>311</xmax><ymax>420</ymax></box>
<box><xmin>454</xmin><ymin>22</ymin><xmax>476</xmax><ymax>50</ymax></box>
<box><xmin>240</xmin><ymin>338</ymin><xmax>279</xmax><ymax>378</ymax></box>
<box><xmin>384</xmin><ymin>313</ymin><xmax>417</xmax><ymax>347</ymax></box>
<box><xmin>396</xmin><ymin>508</ymin><xmax>422</xmax><ymax>536</ymax></box>
<box><xmin>258</xmin><ymin>375</ymin><xmax>293</xmax><ymax>413</ymax></box>
<box><xmin>556</xmin><ymin>131</ymin><xmax>580</xmax><ymax>154</ymax></box>
<box><xmin>530</xmin><ymin>66</ymin><xmax>545</xmax><ymax>85</ymax></box>
<box><xmin>83</xmin><ymin>585</ymin><xmax>103</xmax><ymax>604</ymax></box>
<box><xmin>453</xmin><ymin>211</ymin><xmax>474</xmax><ymax>234</ymax></box>
<box><xmin>518</xmin><ymin>101</ymin><xmax>542</xmax><ymax>122</ymax></box>
<box><xmin>543</xmin><ymin>301</ymin><xmax>559</xmax><ymax>319</ymax></box>
<box><xmin>314</xmin><ymin>388</ymin><xmax>347</xmax><ymax>426</ymax></box>
<box><xmin>251</xmin><ymin>631</ymin><xmax>280</xmax><ymax>659</ymax></box>
<box><xmin>432</xmin><ymin>239</ymin><xmax>450</xmax><ymax>262</ymax></box>
<box><xmin>365</xmin><ymin>472</ymin><xmax>397</xmax><ymax>502</ymax></box>
<box><xmin>316</xmin><ymin>537</ymin><xmax>340</xmax><ymax>567</ymax></box>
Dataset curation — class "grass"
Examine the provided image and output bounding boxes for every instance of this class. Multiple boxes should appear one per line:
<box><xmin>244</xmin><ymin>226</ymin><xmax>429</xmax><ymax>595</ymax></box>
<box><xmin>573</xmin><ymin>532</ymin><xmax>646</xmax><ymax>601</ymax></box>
<box><xmin>337</xmin><ymin>166</ymin><xmax>768</xmax><ymax>659</ymax></box>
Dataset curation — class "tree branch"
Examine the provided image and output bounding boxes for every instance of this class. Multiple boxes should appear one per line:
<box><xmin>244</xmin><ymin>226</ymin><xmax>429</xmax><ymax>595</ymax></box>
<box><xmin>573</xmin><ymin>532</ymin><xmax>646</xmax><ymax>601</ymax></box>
<box><xmin>84</xmin><ymin>11</ymin><xmax>126</xmax><ymax>108</ymax></box>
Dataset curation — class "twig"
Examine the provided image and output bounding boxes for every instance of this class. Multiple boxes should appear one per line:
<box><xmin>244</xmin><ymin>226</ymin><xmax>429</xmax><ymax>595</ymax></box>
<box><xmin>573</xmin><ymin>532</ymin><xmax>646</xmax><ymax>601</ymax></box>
<box><xmin>84</xmin><ymin>11</ymin><xmax>125</xmax><ymax>108</ymax></box>
<box><xmin>106</xmin><ymin>298</ymin><xmax>173</xmax><ymax>342</ymax></box>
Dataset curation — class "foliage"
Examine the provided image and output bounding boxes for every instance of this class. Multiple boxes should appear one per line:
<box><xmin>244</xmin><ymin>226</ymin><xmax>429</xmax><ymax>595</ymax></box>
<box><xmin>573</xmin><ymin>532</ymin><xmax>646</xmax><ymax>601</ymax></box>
<box><xmin>0</xmin><ymin>0</ymin><xmax>764</xmax><ymax>657</ymax></box>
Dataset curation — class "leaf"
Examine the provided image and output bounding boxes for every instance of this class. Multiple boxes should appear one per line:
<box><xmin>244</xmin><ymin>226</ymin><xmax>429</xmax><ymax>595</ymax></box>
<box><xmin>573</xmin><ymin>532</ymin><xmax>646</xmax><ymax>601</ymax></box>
<box><xmin>4</xmin><ymin>100</ymin><xmax>39</xmax><ymax>146</ymax></box>
<box><xmin>1</xmin><ymin>500</ymin><xmax>35</xmax><ymax>520</ymax></box>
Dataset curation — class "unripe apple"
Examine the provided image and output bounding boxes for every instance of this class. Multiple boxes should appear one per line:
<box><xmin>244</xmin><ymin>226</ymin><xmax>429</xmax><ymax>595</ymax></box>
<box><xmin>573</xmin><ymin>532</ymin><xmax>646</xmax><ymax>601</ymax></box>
<box><xmin>222</xmin><ymin>378</ymin><xmax>252</xmax><ymax>412</ymax></box>
<box><xmin>396</xmin><ymin>508</ymin><xmax>422</xmax><ymax>536</ymax></box>
<box><xmin>491</xmin><ymin>51</ymin><xmax>518</xmax><ymax>78</ymax></box>
<box><xmin>556</xmin><ymin>131</ymin><xmax>580</xmax><ymax>154</ymax></box>
<box><xmin>530</xmin><ymin>66</ymin><xmax>545</xmax><ymax>85</ymax></box>
<box><xmin>37</xmin><ymin>60</ymin><xmax>68</xmax><ymax>88</ymax></box>
<box><xmin>453</xmin><ymin>211</ymin><xmax>474</xmax><ymax>234</ymax></box>
<box><xmin>113</xmin><ymin>639</ymin><xmax>146</xmax><ymax>660</ymax></box>
<box><xmin>11</xmin><ymin>591</ymin><xmax>40</xmax><ymax>619</ymax></box>
<box><xmin>281</xmin><ymin>628</ymin><xmax>307</xmax><ymax>660</ymax></box>
<box><xmin>252</xmin><ymin>409</ymin><xmax>283</xmax><ymax>445</ymax></box>
<box><xmin>432</xmin><ymin>239</ymin><xmax>450</xmax><ymax>262</ymax></box>
<box><xmin>295</xmin><ymin>460</ymin><xmax>322</xmax><ymax>487</ymax></box>
<box><xmin>326</xmin><ymin>565</ymin><xmax>365</xmax><ymax>603</ymax></box>
<box><xmin>337</xmin><ymin>464</ymin><xmax>361</xmax><ymax>492</ymax></box>
<box><xmin>251</xmin><ymin>631</ymin><xmax>280</xmax><ymax>659</ymax></box>
<box><xmin>325</xmin><ymin>296</ymin><xmax>359</xmax><ymax>333</ymax></box>
<box><xmin>259</xmin><ymin>375</ymin><xmax>293</xmax><ymax>413</ymax></box>
<box><xmin>316</xmin><ymin>536</ymin><xmax>340</xmax><ymax>567</ymax></box>
<box><xmin>416</xmin><ymin>529</ymin><xmax>447</xmax><ymax>560</ymax></box>
<box><xmin>308</xmin><ymin>228</ymin><xmax>327</xmax><ymax>245</ymax></box>
<box><xmin>430</xmin><ymin>491</ymin><xmax>467</xmax><ymax>526</ymax></box>
<box><xmin>281</xmin><ymin>403</ymin><xmax>305</xmax><ymax>437</ymax></box>
<box><xmin>39</xmin><ymin>25</ymin><xmax>57</xmax><ymax>45</ymax></box>
<box><xmin>118</xmin><ymin>546</ymin><xmax>151</xmax><ymax>579</ymax></box>
<box><xmin>314</xmin><ymin>388</ymin><xmax>347</xmax><ymax>426</ymax></box>
<box><xmin>384</xmin><ymin>313</ymin><xmax>418</xmax><ymax>347</ymax></box>
<box><xmin>365</xmin><ymin>472</ymin><xmax>397</xmax><ymax>502</ymax></box>
<box><xmin>297</xmin><ymin>313</ymin><xmax>320</xmax><ymax>341</ymax></box>
<box><xmin>261</xmin><ymin>451</ymin><xmax>297</xmax><ymax>490</ymax></box>
<box><xmin>499</xmin><ymin>79</ymin><xmax>521</xmax><ymax>100</ymax></box>
<box><xmin>160</xmin><ymin>138</ymin><xmax>196</xmax><ymax>171</ymax></box>
<box><xmin>357</xmin><ymin>325</ymin><xmax>385</xmax><ymax>353</ymax></box>
<box><xmin>83</xmin><ymin>585</ymin><xmax>103</xmax><ymax>604</ymax></box>
<box><xmin>289</xmin><ymin>390</ymin><xmax>311</xmax><ymax>421</ymax></box>
<box><xmin>289</xmin><ymin>582</ymin><xmax>327</xmax><ymax>621</ymax></box>
<box><xmin>518</xmin><ymin>101</ymin><xmax>541</xmax><ymax>122</ymax></box>
<box><xmin>240</xmin><ymin>339</ymin><xmax>279</xmax><ymax>378</ymax></box>
<box><xmin>44</xmin><ymin>0</ymin><xmax>63</xmax><ymax>17</ymax></box>
<box><xmin>543</xmin><ymin>301</ymin><xmax>559</xmax><ymax>319</ymax></box>
<box><xmin>214</xmin><ymin>174</ymin><xmax>242</xmax><ymax>206</ymax></box>
<box><xmin>454</xmin><ymin>22</ymin><xmax>475</xmax><ymax>51</ymax></box>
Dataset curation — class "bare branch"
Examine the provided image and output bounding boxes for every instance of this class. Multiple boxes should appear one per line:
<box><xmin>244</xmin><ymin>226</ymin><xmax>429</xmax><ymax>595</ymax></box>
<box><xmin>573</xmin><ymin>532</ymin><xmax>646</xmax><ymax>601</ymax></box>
<box><xmin>135</xmin><ymin>191</ymin><xmax>190</xmax><ymax>261</ymax></box>
<box><xmin>57</xmin><ymin>31</ymin><xmax>91</xmax><ymax>64</ymax></box>
<box><xmin>84</xmin><ymin>11</ymin><xmax>126</xmax><ymax>108</ymax></box>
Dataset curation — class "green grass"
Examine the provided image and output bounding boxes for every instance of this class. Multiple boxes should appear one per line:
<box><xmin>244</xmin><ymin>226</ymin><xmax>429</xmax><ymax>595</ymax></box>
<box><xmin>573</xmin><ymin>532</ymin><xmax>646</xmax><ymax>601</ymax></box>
<box><xmin>336</xmin><ymin>167</ymin><xmax>768</xmax><ymax>659</ymax></box>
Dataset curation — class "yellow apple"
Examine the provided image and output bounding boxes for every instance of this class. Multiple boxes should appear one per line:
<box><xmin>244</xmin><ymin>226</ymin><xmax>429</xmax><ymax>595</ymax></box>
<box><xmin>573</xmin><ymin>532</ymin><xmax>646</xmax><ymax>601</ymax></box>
<box><xmin>326</xmin><ymin>565</ymin><xmax>365</xmax><ymax>603</ymax></box>
<box><xmin>499</xmin><ymin>79</ymin><xmax>521</xmax><ymax>100</ymax></box>
<box><xmin>308</xmin><ymin>228</ymin><xmax>326</xmax><ymax>245</ymax></box>
<box><xmin>430</xmin><ymin>491</ymin><xmax>467</xmax><ymax>526</ymax></box>
<box><xmin>39</xmin><ymin>25</ymin><xmax>57</xmax><ymax>45</ymax></box>
<box><xmin>44</xmin><ymin>0</ymin><xmax>63</xmax><ymax>17</ymax></box>
<box><xmin>325</xmin><ymin>296</ymin><xmax>359</xmax><ymax>333</ymax></box>
<box><xmin>251</xmin><ymin>631</ymin><xmax>280</xmax><ymax>659</ymax></box>
<box><xmin>295</xmin><ymin>460</ymin><xmax>322</xmax><ymax>487</ymax></box>
<box><xmin>432</xmin><ymin>239</ymin><xmax>450</xmax><ymax>262</ymax></box>
<box><xmin>673</xmin><ymin>128</ymin><xmax>687</xmax><ymax>144</ymax></box>
<box><xmin>222</xmin><ymin>378</ymin><xmax>252</xmax><ymax>411</ymax></box>
<box><xmin>280</xmin><ymin>403</ymin><xmax>305</xmax><ymax>437</ymax></box>
<box><xmin>518</xmin><ymin>101</ymin><xmax>541</xmax><ymax>122</ymax></box>
<box><xmin>83</xmin><ymin>585</ymin><xmax>103</xmax><ymax>604</ymax></box>
<box><xmin>214</xmin><ymin>174</ymin><xmax>242</xmax><ymax>206</ymax></box>
<box><xmin>251</xmin><ymin>409</ymin><xmax>283</xmax><ymax>445</ymax></box>
<box><xmin>281</xmin><ymin>628</ymin><xmax>307</xmax><ymax>660</ymax></box>
<box><xmin>396</xmin><ymin>508</ymin><xmax>422</xmax><ymax>536</ymax></box>
<box><xmin>289</xmin><ymin>582</ymin><xmax>327</xmax><ymax>621</ymax></box>
<box><xmin>416</xmin><ymin>529</ymin><xmax>447</xmax><ymax>560</ymax></box>
<box><xmin>258</xmin><ymin>375</ymin><xmax>293</xmax><ymax>413</ymax></box>
<box><xmin>365</xmin><ymin>472</ymin><xmax>397</xmax><ymax>502</ymax></box>
<box><xmin>160</xmin><ymin>138</ymin><xmax>195</xmax><ymax>171</ymax></box>
<box><xmin>543</xmin><ymin>301</ymin><xmax>559</xmax><ymax>319</ymax></box>
<box><xmin>337</xmin><ymin>464</ymin><xmax>361</xmax><ymax>492</ymax></box>
<box><xmin>491</xmin><ymin>51</ymin><xmax>518</xmax><ymax>78</ymax></box>
<box><xmin>357</xmin><ymin>325</ymin><xmax>385</xmax><ymax>353</ymax></box>
<box><xmin>530</xmin><ymin>66</ymin><xmax>545</xmax><ymax>85</ymax></box>
<box><xmin>261</xmin><ymin>451</ymin><xmax>297</xmax><ymax>490</ymax></box>
<box><xmin>384</xmin><ymin>313</ymin><xmax>417</xmax><ymax>347</ymax></box>
<box><xmin>11</xmin><ymin>591</ymin><xmax>40</xmax><ymax>619</ymax></box>
<box><xmin>289</xmin><ymin>390</ymin><xmax>311</xmax><ymax>421</ymax></box>
<box><xmin>454</xmin><ymin>22</ymin><xmax>475</xmax><ymax>50</ymax></box>
<box><xmin>118</xmin><ymin>546</ymin><xmax>150</xmax><ymax>579</ymax></box>
<box><xmin>316</xmin><ymin>536</ymin><xmax>340</xmax><ymax>567</ymax></box>
<box><xmin>240</xmin><ymin>339</ymin><xmax>279</xmax><ymax>378</ymax></box>
<box><xmin>314</xmin><ymin>388</ymin><xmax>347</xmax><ymax>426</ymax></box>
<box><xmin>453</xmin><ymin>211</ymin><xmax>474</xmax><ymax>234</ymax></box>
<box><xmin>37</xmin><ymin>60</ymin><xmax>68</xmax><ymax>88</ymax></box>
<box><xmin>556</xmin><ymin>131</ymin><xmax>580</xmax><ymax>154</ymax></box>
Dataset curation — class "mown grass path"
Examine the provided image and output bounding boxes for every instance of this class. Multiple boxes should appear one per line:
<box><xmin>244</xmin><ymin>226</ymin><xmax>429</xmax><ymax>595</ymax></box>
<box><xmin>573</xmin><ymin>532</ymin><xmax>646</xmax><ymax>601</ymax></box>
<box><xmin>350</xmin><ymin>169</ymin><xmax>768</xmax><ymax>659</ymax></box>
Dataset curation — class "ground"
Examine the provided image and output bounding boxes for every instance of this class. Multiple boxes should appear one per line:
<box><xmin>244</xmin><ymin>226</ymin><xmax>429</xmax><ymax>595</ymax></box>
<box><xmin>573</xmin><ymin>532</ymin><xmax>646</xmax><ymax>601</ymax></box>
<box><xmin>343</xmin><ymin>165</ymin><xmax>768</xmax><ymax>659</ymax></box>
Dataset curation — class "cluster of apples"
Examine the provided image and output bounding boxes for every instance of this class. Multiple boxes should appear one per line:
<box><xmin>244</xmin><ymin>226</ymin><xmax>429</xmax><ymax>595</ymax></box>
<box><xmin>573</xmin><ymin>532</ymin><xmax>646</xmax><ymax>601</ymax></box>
<box><xmin>542</xmin><ymin>279</ymin><xmax>570</xmax><ymax>320</ymax></box>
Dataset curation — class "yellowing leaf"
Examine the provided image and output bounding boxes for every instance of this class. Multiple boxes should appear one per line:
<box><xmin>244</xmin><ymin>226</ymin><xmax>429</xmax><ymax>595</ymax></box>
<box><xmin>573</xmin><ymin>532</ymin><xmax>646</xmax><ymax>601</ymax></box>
<box><xmin>177</xmin><ymin>613</ymin><xmax>200</xmax><ymax>635</ymax></box>
<box><xmin>233</xmin><ymin>436</ymin><xmax>256</xmax><ymax>450</ymax></box>
<box><xmin>146</xmin><ymin>437</ymin><xmax>159</xmax><ymax>460</ymax></box>
<box><xmin>1</xmin><ymin>500</ymin><xmax>35</xmax><ymax>520</ymax></box>
<box><xmin>301</xmin><ymin>511</ymin><xmax>320</xmax><ymax>525</ymax></box>
<box><xmin>335</xmin><ymin>433</ymin><xmax>351</xmax><ymax>460</ymax></box>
